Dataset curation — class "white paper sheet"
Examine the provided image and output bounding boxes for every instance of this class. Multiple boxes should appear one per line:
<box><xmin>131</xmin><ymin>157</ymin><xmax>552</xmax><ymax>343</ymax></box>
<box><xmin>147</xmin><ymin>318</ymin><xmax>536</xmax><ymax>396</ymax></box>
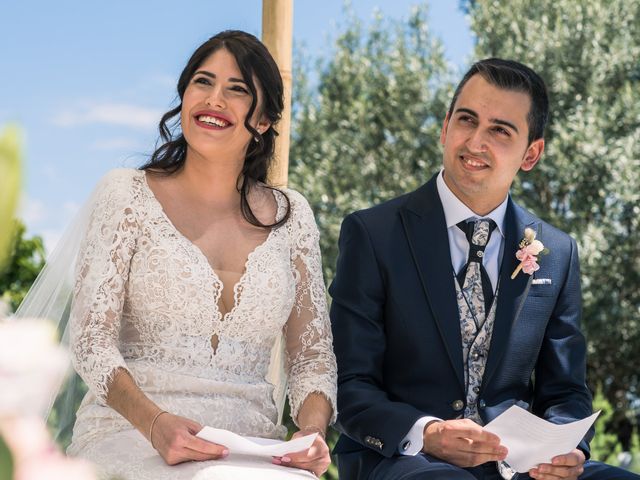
<box><xmin>483</xmin><ymin>405</ymin><xmax>600</xmax><ymax>472</ymax></box>
<box><xmin>196</xmin><ymin>427</ymin><xmax>317</xmax><ymax>457</ymax></box>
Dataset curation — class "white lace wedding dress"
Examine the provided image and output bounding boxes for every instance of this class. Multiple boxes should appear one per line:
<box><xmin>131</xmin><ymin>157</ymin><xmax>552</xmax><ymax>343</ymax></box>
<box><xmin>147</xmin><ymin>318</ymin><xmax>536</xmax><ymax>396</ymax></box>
<box><xmin>65</xmin><ymin>169</ymin><xmax>337</xmax><ymax>480</ymax></box>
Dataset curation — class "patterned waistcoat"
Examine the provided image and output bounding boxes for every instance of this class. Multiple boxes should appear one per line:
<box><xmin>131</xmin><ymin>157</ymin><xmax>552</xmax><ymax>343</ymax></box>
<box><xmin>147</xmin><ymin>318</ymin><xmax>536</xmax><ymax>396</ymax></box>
<box><xmin>454</xmin><ymin>279</ymin><xmax>499</xmax><ymax>424</ymax></box>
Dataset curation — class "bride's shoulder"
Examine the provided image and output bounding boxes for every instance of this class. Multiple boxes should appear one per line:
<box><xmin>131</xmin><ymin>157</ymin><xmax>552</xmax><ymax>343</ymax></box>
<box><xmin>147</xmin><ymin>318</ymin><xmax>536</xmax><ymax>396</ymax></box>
<box><xmin>279</xmin><ymin>187</ymin><xmax>311</xmax><ymax>211</ymax></box>
<box><xmin>278</xmin><ymin>187</ymin><xmax>319</xmax><ymax>227</ymax></box>
<box><xmin>88</xmin><ymin>168</ymin><xmax>147</xmax><ymax>210</ymax></box>
<box><xmin>97</xmin><ymin>168</ymin><xmax>143</xmax><ymax>185</ymax></box>
<box><xmin>94</xmin><ymin>168</ymin><xmax>144</xmax><ymax>194</ymax></box>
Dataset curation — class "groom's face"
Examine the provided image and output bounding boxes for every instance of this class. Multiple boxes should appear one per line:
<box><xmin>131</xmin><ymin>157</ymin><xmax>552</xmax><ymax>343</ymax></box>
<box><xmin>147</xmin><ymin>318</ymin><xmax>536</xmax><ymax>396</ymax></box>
<box><xmin>440</xmin><ymin>74</ymin><xmax>544</xmax><ymax>215</ymax></box>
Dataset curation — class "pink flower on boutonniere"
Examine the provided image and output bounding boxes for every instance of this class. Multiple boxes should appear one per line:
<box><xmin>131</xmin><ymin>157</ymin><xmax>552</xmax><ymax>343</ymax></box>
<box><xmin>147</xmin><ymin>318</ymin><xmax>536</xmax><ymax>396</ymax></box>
<box><xmin>511</xmin><ymin>227</ymin><xmax>548</xmax><ymax>279</ymax></box>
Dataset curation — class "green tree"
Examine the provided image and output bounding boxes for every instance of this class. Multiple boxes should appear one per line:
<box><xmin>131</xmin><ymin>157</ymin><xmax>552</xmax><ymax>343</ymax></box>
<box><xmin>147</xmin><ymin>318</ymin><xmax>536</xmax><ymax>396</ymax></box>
<box><xmin>591</xmin><ymin>386</ymin><xmax>640</xmax><ymax>468</ymax></box>
<box><xmin>0</xmin><ymin>220</ymin><xmax>46</xmax><ymax>312</ymax></box>
<box><xmin>591</xmin><ymin>388</ymin><xmax>626</xmax><ymax>464</ymax></box>
<box><xmin>466</xmin><ymin>0</ymin><xmax>640</xmax><ymax>435</ymax></box>
<box><xmin>289</xmin><ymin>5</ymin><xmax>452</xmax><ymax>282</ymax></box>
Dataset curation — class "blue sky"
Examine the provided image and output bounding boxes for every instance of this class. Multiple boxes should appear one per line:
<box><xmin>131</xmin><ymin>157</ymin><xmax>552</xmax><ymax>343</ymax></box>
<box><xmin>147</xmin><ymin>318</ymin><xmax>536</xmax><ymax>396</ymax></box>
<box><xmin>1</xmin><ymin>1</ymin><xmax>474</xmax><ymax>251</ymax></box>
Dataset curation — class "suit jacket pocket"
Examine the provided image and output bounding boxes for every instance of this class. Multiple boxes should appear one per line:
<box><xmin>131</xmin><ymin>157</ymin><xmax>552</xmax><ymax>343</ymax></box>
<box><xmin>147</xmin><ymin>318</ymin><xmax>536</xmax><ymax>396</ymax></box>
<box><xmin>528</xmin><ymin>280</ymin><xmax>555</xmax><ymax>297</ymax></box>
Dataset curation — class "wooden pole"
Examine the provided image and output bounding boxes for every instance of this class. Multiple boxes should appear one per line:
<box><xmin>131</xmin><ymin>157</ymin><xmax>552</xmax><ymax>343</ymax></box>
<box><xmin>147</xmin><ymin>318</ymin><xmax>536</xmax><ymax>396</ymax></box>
<box><xmin>262</xmin><ymin>0</ymin><xmax>293</xmax><ymax>188</ymax></box>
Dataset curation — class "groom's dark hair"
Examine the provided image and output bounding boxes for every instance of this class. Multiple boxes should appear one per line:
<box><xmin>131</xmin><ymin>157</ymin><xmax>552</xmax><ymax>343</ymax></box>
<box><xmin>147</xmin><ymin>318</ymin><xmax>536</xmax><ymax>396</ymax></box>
<box><xmin>447</xmin><ymin>58</ymin><xmax>549</xmax><ymax>145</ymax></box>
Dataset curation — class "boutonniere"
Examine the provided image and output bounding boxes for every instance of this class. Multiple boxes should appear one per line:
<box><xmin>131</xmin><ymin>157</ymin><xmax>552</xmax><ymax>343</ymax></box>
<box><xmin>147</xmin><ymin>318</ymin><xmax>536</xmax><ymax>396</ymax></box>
<box><xmin>511</xmin><ymin>227</ymin><xmax>549</xmax><ymax>279</ymax></box>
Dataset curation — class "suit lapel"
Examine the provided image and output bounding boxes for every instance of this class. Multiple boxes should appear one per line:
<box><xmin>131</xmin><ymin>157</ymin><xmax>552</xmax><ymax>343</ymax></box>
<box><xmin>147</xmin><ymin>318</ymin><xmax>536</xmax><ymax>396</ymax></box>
<box><xmin>399</xmin><ymin>177</ymin><xmax>465</xmax><ymax>389</ymax></box>
<box><xmin>482</xmin><ymin>199</ymin><xmax>536</xmax><ymax>387</ymax></box>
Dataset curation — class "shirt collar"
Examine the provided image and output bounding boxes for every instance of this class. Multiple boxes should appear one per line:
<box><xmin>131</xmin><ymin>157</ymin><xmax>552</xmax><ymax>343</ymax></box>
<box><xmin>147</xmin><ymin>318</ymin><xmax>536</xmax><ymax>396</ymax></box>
<box><xmin>436</xmin><ymin>170</ymin><xmax>508</xmax><ymax>238</ymax></box>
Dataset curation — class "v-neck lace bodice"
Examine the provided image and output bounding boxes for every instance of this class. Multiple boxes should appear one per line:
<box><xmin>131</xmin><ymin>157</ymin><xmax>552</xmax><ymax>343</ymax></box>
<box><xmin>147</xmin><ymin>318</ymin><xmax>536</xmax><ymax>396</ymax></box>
<box><xmin>140</xmin><ymin>173</ymin><xmax>285</xmax><ymax>323</ymax></box>
<box><xmin>67</xmin><ymin>169</ymin><xmax>337</xmax><ymax>476</ymax></box>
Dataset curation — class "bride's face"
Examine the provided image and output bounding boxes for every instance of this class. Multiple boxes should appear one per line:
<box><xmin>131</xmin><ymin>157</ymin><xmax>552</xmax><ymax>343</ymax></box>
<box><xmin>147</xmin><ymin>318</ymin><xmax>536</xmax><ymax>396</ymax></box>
<box><xmin>180</xmin><ymin>48</ymin><xmax>270</xmax><ymax>162</ymax></box>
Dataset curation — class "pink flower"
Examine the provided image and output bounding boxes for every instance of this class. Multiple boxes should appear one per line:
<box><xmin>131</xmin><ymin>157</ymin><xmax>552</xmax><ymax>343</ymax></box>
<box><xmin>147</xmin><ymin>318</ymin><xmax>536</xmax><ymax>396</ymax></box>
<box><xmin>521</xmin><ymin>257</ymin><xmax>540</xmax><ymax>275</ymax></box>
<box><xmin>0</xmin><ymin>319</ymin><xmax>69</xmax><ymax>417</ymax></box>
<box><xmin>525</xmin><ymin>239</ymin><xmax>544</xmax><ymax>256</ymax></box>
<box><xmin>0</xmin><ymin>416</ymin><xmax>97</xmax><ymax>480</ymax></box>
<box><xmin>515</xmin><ymin>249</ymin><xmax>540</xmax><ymax>275</ymax></box>
<box><xmin>511</xmin><ymin>230</ymin><xmax>546</xmax><ymax>279</ymax></box>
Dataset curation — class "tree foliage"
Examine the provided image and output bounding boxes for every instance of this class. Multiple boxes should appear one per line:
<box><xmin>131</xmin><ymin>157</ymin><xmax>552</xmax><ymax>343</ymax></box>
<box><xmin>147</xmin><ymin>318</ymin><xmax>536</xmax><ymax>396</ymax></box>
<box><xmin>289</xmin><ymin>5</ymin><xmax>452</xmax><ymax>282</ymax></box>
<box><xmin>592</xmin><ymin>388</ymin><xmax>633</xmax><ymax>465</ymax></box>
<box><xmin>0</xmin><ymin>220</ymin><xmax>46</xmax><ymax>312</ymax></box>
<box><xmin>466</xmin><ymin>0</ymin><xmax>640</xmax><ymax>419</ymax></box>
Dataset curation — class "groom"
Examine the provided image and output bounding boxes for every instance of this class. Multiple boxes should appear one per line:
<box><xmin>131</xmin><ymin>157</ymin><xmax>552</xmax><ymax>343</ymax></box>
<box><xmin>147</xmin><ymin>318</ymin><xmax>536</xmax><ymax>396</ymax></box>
<box><xmin>329</xmin><ymin>58</ymin><xmax>638</xmax><ymax>479</ymax></box>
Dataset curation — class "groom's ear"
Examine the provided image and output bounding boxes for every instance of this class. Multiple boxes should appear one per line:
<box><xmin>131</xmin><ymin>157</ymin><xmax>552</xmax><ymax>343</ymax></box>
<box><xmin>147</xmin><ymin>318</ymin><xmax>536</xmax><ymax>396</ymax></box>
<box><xmin>521</xmin><ymin>138</ymin><xmax>545</xmax><ymax>172</ymax></box>
<box><xmin>440</xmin><ymin>112</ymin><xmax>451</xmax><ymax>145</ymax></box>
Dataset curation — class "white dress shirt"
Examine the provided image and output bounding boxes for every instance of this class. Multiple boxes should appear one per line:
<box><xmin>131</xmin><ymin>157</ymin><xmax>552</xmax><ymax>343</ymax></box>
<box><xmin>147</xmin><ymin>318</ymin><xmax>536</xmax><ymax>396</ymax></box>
<box><xmin>397</xmin><ymin>170</ymin><xmax>508</xmax><ymax>455</ymax></box>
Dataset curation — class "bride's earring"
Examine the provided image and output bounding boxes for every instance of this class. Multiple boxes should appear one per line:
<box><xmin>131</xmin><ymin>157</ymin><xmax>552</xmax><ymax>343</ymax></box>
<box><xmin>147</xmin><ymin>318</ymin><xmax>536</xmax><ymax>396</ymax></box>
<box><xmin>254</xmin><ymin>127</ymin><xmax>265</xmax><ymax>142</ymax></box>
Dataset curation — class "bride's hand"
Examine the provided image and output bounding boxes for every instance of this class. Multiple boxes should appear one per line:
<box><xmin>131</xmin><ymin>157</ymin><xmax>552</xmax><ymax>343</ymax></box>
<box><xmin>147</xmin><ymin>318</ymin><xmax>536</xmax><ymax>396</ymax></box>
<box><xmin>273</xmin><ymin>428</ymin><xmax>331</xmax><ymax>477</ymax></box>
<box><xmin>150</xmin><ymin>412</ymin><xmax>228</xmax><ymax>465</ymax></box>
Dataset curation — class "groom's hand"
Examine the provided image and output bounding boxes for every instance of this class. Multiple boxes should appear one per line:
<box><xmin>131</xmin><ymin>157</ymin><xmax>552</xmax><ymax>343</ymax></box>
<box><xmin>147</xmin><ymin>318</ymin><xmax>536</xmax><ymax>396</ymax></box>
<box><xmin>528</xmin><ymin>448</ymin><xmax>585</xmax><ymax>479</ymax></box>
<box><xmin>151</xmin><ymin>413</ymin><xmax>229</xmax><ymax>465</ymax></box>
<box><xmin>422</xmin><ymin>419</ymin><xmax>508</xmax><ymax>467</ymax></box>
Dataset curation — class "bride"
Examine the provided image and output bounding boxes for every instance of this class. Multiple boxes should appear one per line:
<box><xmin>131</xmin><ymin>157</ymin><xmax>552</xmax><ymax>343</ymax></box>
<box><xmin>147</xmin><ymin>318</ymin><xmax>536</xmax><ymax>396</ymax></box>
<box><xmin>44</xmin><ymin>30</ymin><xmax>336</xmax><ymax>479</ymax></box>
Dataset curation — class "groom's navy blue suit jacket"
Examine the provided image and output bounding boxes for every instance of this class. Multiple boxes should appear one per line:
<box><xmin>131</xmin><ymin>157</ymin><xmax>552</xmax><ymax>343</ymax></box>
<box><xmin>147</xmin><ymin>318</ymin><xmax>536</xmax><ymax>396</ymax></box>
<box><xmin>329</xmin><ymin>174</ymin><xmax>594</xmax><ymax>479</ymax></box>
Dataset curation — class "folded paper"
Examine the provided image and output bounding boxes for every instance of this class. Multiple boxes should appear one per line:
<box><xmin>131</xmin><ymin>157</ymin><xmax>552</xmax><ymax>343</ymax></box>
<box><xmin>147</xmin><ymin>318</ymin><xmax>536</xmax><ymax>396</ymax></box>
<box><xmin>484</xmin><ymin>405</ymin><xmax>599</xmax><ymax>472</ymax></box>
<box><xmin>197</xmin><ymin>427</ymin><xmax>317</xmax><ymax>458</ymax></box>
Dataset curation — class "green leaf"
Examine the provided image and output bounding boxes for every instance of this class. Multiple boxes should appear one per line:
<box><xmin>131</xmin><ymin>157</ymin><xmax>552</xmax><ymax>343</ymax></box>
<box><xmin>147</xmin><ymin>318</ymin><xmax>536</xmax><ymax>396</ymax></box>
<box><xmin>0</xmin><ymin>433</ymin><xmax>14</xmax><ymax>480</ymax></box>
<box><xmin>0</xmin><ymin>125</ymin><xmax>22</xmax><ymax>272</ymax></box>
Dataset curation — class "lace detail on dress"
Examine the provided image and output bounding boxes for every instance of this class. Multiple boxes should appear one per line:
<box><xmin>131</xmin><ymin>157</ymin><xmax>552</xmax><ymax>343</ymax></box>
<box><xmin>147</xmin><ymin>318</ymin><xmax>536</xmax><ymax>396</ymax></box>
<box><xmin>282</xmin><ymin>190</ymin><xmax>337</xmax><ymax>424</ymax></box>
<box><xmin>67</xmin><ymin>169</ymin><xmax>337</xmax><ymax>461</ymax></box>
<box><xmin>69</xmin><ymin>169</ymin><xmax>141</xmax><ymax>405</ymax></box>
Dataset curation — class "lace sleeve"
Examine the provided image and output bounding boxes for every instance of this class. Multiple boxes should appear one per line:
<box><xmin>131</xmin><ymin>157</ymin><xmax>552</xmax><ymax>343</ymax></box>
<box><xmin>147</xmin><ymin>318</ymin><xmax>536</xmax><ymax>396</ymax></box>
<box><xmin>283</xmin><ymin>191</ymin><xmax>338</xmax><ymax>425</ymax></box>
<box><xmin>69</xmin><ymin>170</ymin><xmax>140</xmax><ymax>406</ymax></box>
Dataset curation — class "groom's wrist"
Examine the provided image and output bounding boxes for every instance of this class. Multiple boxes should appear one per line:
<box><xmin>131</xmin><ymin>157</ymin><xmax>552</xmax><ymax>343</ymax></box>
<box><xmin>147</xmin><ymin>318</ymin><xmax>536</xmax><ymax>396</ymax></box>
<box><xmin>398</xmin><ymin>415</ymin><xmax>441</xmax><ymax>456</ymax></box>
<box><xmin>421</xmin><ymin>419</ymin><xmax>442</xmax><ymax>453</ymax></box>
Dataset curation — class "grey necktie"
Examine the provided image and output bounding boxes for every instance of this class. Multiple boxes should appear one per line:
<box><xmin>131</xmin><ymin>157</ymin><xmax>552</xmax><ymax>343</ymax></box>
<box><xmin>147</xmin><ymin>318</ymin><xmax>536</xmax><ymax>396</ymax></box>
<box><xmin>457</xmin><ymin>219</ymin><xmax>497</xmax><ymax>322</ymax></box>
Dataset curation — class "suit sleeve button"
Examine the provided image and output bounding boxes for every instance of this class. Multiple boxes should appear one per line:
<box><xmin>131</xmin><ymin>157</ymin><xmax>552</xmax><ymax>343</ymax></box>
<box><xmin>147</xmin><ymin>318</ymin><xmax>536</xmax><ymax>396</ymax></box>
<box><xmin>452</xmin><ymin>400</ymin><xmax>464</xmax><ymax>411</ymax></box>
<box><xmin>479</xmin><ymin>399</ymin><xmax>486</xmax><ymax>409</ymax></box>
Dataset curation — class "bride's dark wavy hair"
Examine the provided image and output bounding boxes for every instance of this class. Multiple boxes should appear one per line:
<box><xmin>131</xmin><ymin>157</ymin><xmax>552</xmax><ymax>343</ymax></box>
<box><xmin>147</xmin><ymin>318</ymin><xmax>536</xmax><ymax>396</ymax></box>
<box><xmin>141</xmin><ymin>30</ymin><xmax>290</xmax><ymax>228</ymax></box>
